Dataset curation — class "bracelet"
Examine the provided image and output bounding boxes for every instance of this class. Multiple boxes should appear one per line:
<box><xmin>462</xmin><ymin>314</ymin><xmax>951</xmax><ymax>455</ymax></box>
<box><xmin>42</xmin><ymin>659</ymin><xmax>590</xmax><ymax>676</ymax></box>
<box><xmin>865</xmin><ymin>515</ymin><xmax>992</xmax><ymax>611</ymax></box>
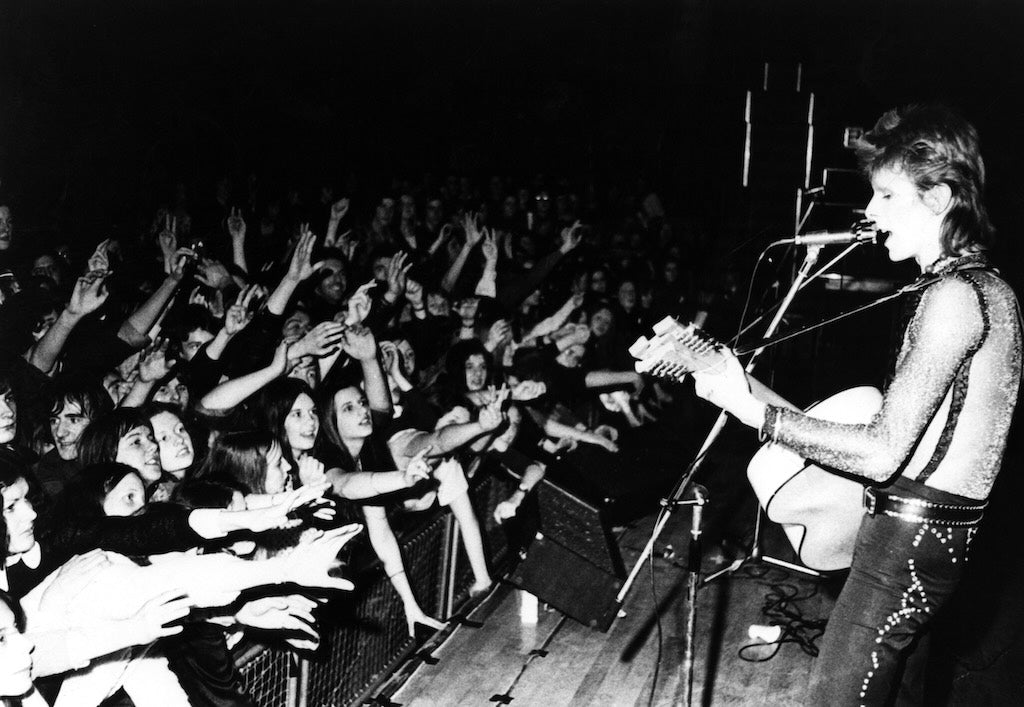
<box><xmin>387</xmin><ymin>569</ymin><xmax>406</xmax><ymax>579</ymax></box>
<box><xmin>759</xmin><ymin>406</ymin><xmax>782</xmax><ymax>444</ymax></box>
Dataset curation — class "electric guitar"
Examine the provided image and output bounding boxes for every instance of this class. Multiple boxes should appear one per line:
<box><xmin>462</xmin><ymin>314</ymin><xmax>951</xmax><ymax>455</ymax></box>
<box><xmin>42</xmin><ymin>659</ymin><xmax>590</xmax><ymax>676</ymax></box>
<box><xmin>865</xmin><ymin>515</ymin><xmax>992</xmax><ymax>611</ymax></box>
<box><xmin>629</xmin><ymin>317</ymin><xmax>879</xmax><ymax>571</ymax></box>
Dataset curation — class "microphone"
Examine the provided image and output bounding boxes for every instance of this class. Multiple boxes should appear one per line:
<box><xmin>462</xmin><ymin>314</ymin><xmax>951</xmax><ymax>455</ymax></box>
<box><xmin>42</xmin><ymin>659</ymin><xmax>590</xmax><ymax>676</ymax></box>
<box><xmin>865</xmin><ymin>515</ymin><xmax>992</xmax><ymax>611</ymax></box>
<box><xmin>780</xmin><ymin>227</ymin><xmax>879</xmax><ymax>246</ymax></box>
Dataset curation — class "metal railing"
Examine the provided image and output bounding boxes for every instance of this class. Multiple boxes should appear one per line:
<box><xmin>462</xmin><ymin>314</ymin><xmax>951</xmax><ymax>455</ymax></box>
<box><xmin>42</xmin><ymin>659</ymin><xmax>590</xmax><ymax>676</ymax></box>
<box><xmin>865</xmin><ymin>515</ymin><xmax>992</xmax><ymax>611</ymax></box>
<box><xmin>238</xmin><ymin>468</ymin><xmax>517</xmax><ymax>707</ymax></box>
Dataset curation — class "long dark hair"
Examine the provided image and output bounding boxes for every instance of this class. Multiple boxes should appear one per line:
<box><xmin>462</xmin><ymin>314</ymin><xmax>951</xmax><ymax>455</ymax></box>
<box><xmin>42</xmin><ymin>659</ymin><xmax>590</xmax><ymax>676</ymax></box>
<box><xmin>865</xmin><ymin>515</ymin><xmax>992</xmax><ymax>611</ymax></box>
<box><xmin>197</xmin><ymin>430</ymin><xmax>276</xmax><ymax>494</ymax></box>
<box><xmin>78</xmin><ymin>408</ymin><xmax>154</xmax><ymax>469</ymax></box>
<box><xmin>254</xmin><ymin>377</ymin><xmax>320</xmax><ymax>472</ymax></box>
<box><xmin>37</xmin><ymin>462</ymin><xmax>141</xmax><ymax>548</ymax></box>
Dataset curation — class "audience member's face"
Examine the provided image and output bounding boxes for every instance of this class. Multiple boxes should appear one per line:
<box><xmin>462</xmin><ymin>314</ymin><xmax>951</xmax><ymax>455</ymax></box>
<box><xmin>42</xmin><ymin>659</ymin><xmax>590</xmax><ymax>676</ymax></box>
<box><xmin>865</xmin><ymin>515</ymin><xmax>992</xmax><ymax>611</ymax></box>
<box><xmin>285</xmin><ymin>393</ymin><xmax>319</xmax><ymax>453</ymax></box>
<box><xmin>31</xmin><ymin>254</ymin><xmax>61</xmax><ymax>287</ymax></box>
<box><xmin>50</xmin><ymin>399</ymin><xmax>90</xmax><ymax>461</ymax></box>
<box><xmin>0</xmin><ymin>390</ymin><xmax>16</xmax><ymax>445</ymax></box>
<box><xmin>2</xmin><ymin>479</ymin><xmax>36</xmax><ymax>555</ymax></box>
<box><xmin>333</xmin><ymin>387</ymin><xmax>373</xmax><ymax>441</ymax></box>
<box><xmin>102</xmin><ymin>472</ymin><xmax>146</xmax><ymax>517</ymax></box>
<box><xmin>0</xmin><ymin>600</ymin><xmax>33</xmax><ymax>698</ymax></box>
<box><xmin>153</xmin><ymin>376</ymin><xmax>189</xmax><ymax>410</ymax></box>
<box><xmin>103</xmin><ymin>373</ymin><xmax>133</xmax><ymax>406</ymax></box>
<box><xmin>263</xmin><ymin>441</ymin><xmax>292</xmax><ymax>494</ymax></box>
<box><xmin>663</xmin><ymin>261</ymin><xmax>679</xmax><ymax>284</ymax></box>
<box><xmin>32</xmin><ymin>310</ymin><xmax>59</xmax><ymax>343</ymax></box>
<box><xmin>502</xmin><ymin>196</ymin><xmax>517</xmax><ymax>219</ymax></box>
<box><xmin>150</xmin><ymin>411</ymin><xmax>194</xmax><ymax>476</ymax></box>
<box><xmin>315</xmin><ymin>258</ymin><xmax>348</xmax><ymax>305</ymax></box>
<box><xmin>590</xmin><ymin>270</ymin><xmax>608</xmax><ymax>294</ymax></box>
<box><xmin>395</xmin><ymin>339</ymin><xmax>417</xmax><ymax>376</ymax></box>
<box><xmin>425</xmin><ymin>200</ymin><xmax>443</xmax><ymax>225</ymax></box>
<box><xmin>557</xmin><ymin>344</ymin><xmax>586</xmax><ymax>369</ymax></box>
<box><xmin>426</xmin><ymin>292</ymin><xmax>450</xmax><ymax>318</ymax></box>
<box><xmin>372</xmin><ymin>255</ymin><xmax>390</xmax><ymax>283</ymax></box>
<box><xmin>464</xmin><ymin>354</ymin><xmax>488</xmax><ymax>392</ymax></box>
<box><xmin>400</xmin><ymin>195</ymin><xmax>416</xmax><ymax>221</ymax></box>
<box><xmin>618</xmin><ymin>282</ymin><xmax>637</xmax><ymax>311</ymax></box>
<box><xmin>455</xmin><ymin>297</ymin><xmax>479</xmax><ymax>326</ymax></box>
<box><xmin>0</xmin><ymin>206</ymin><xmax>12</xmax><ymax>251</ymax></box>
<box><xmin>181</xmin><ymin>328</ymin><xmax>214</xmax><ymax>362</ymax></box>
<box><xmin>282</xmin><ymin>310</ymin><xmax>312</xmax><ymax>340</ymax></box>
<box><xmin>116</xmin><ymin>425</ymin><xmax>163</xmax><ymax>484</ymax></box>
<box><xmin>590</xmin><ymin>307</ymin><xmax>614</xmax><ymax>337</ymax></box>
<box><xmin>288</xmin><ymin>357</ymin><xmax>320</xmax><ymax>389</ymax></box>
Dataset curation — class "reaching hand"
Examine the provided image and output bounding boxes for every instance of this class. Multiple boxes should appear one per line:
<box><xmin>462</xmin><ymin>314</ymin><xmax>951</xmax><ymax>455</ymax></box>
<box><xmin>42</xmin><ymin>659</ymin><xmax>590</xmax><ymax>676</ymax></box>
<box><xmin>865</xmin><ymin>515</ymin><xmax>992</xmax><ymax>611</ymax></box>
<box><xmin>559</xmin><ymin>220</ymin><xmax>583</xmax><ymax>254</ymax></box>
<box><xmin>339</xmin><ymin>324</ymin><xmax>377</xmax><ymax>361</ymax></box>
<box><xmin>235</xmin><ymin>595</ymin><xmax>319</xmax><ymax>636</ymax></box>
<box><xmin>402</xmin><ymin>446</ymin><xmax>433</xmax><ymax>487</ymax></box>
<box><xmin>227</xmin><ymin>207</ymin><xmax>247</xmax><ymax>242</ymax></box>
<box><xmin>493</xmin><ymin>498</ymin><xmax>521</xmax><ymax>523</ymax></box>
<box><xmin>280</xmin><ymin>524</ymin><xmax>363</xmax><ymax>592</ymax></box>
<box><xmin>511</xmin><ymin>379</ymin><xmax>546</xmax><ymax>401</ymax></box>
<box><xmin>477</xmin><ymin>388</ymin><xmax>509</xmax><ymax>431</ymax></box>
<box><xmin>435</xmin><ymin>406</ymin><xmax>471</xmax><ymax>429</ymax></box>
<box><xmin>271</xmin><ymin>339</ymin><xmax>292</xmax><ymax>377</ymax></box>
<box><xmin>38</xmin><ymin>550</ymin><xmax>114</xmax><ymax>616</ymax></box>
<box><xmin>130</xmin><ymin>589</ymin><xmax>192</xmax><ymax>642</ymax></box>
<box><xmin>138</xmin><ymin>340</ymin><xmax>173</xmax><ymax>383</ymax></box>
<box><xmin>224</xmin><ymin>285</ymin><xmax>265</xmax><ymax>336</ymax></box>
<box><xmin>286</xmin><ymin>225</ymin><xmax>324</xmax><ymax>283</ymax></box>
<box><xmin>67</xmin><ymin>270</ymin><xmax>110</xmax><ymax>317</ymax></box>
<box><xmin>237</xmin><ymin>483</ymin><xmax>334</xmax><ymax>533</ymax></box>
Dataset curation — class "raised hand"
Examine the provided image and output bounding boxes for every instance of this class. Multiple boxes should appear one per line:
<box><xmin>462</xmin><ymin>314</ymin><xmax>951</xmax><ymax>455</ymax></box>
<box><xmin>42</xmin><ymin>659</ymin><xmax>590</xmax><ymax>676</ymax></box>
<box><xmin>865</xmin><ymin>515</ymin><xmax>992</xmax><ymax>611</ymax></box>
<box><xmin>481</xmin><ymin>228</ymin><xmax>498</xmax><ymax>263</ymax></box>
<box><xmin>297</xmin><ymin>456</ymin><xmax>327</xmax><ymax>487</ymax></box>
<box><xmin>339</xmin><ymin>324</ymin><xmax>377</xmax><ymax>361</ymax></box>
<box><xmin>329</xmin><ymin>198</ymin><xmax>350</xmax><ymax>223</ymax></box>
<box><xmin>224</xmin><ymin>285</ymin><xmax>263</xmax><ymax>336</ymax></box>
<box><xmin>88</xmin><ymin>239</ymin><xmax>112</xmax><ymax>273</ymax></box>
<box><xmin>477</xmin><ymin>388</ymin><xmax>509</xmax><ymax>431</ymax></box>
<box><xmin>139</xmin><ymin>340</ymin><xmax>173</xmax><ymax>382</ymax></box>
<box><xmin>379</xmin><ymin>340</ymin><xmax>400</xmax><ymax>377</ymax></box>
<box><xmin>67</xmin><ymin>270</ymin><xmax>110</xmax><ymax>317</ymax></box>
<box><xmin>484</xmin><ymin>319</ymin><xmax>513</xmax><ymax>352</ymax></box>
<box><xmin>405</xmin><ymin>277</ymin><xmax>424</xmax><ymax>309</ymax></box>
<box><xmin>196</xmin><ymin>257</ymin><xmax>232</xmax><ymax>290</ymax></box>
<box><xmin>344</xmin><ymin>281</ymin><xmax>376</xmax><ymax>326</ymax></box>
<box><xmin>286</xmin><ymin>226</ymin><xmax>324</xmax><ymax>283</ymax></box>
<box><xmin>292</xmin><ymin>321</ymin><xmax>347</xmax><ymax>359</ymax></box>
<box><xmin>559</xmin><ymin>220</ymin><xmax>583</xmax><ymax>254</ymax></box>
<box><xmin>158</xmin><ymin>215</ymin><xmax>178</xmax><ymax>263</ymax></box>
<box><xmin>385</xmin><ymin>251</ymin><xmax>412</xmax><ymax>301</ymax></box>
<box><xmin>435</xmin><ymin>406</ymin><xmax>471</xmax><ymax>429</ymax></box>
<box><xmin>462</xmin><ymin>212</ymin><xmax>484</xmax><ymax>248</ymax></box>
<box><xmin>227</xmin><ymin>207</ymin><xmax>246</xmax><ymax>242</ymax></box>
<box><xmin>169</xmin><ymin>247</ymin><xmax>198</xmax><ymax>281</ymax></box>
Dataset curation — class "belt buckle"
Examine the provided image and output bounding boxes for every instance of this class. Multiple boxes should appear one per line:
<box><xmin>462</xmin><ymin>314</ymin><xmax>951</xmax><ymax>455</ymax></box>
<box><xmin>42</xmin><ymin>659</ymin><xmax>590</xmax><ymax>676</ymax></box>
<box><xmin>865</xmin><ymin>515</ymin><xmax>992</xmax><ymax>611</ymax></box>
<box><xmin>863</xmin><ymin>487</ymin><xmax>877</xmax><ymax>515</ymax></box>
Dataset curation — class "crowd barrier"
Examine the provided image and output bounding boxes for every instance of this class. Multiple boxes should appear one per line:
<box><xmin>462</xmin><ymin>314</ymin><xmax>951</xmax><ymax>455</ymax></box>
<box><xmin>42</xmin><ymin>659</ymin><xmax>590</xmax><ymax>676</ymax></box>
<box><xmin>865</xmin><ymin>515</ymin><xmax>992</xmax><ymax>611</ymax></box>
<box><xmin>238</xmin><ymin>468</ymin><xmax>519</xmax><ymax>707</ymax></box>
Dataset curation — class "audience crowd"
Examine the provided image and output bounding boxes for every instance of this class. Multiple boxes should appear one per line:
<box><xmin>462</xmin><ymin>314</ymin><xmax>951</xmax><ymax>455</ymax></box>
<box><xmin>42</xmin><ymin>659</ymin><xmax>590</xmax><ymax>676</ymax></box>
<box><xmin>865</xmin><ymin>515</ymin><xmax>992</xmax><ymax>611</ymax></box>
<box><xmin>0</xmin><ymin>173</ymin><xmax>730</xmax><ymax>706</ymax></box>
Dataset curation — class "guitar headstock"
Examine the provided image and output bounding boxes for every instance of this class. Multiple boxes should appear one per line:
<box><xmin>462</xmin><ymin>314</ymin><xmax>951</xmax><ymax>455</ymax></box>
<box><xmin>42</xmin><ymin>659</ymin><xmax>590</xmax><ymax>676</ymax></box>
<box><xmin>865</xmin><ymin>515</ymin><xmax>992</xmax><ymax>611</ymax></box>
<box><xmin>629</xmin><ymin>317</ymin><xmax>727</xmax><ymax>381</ymax></box>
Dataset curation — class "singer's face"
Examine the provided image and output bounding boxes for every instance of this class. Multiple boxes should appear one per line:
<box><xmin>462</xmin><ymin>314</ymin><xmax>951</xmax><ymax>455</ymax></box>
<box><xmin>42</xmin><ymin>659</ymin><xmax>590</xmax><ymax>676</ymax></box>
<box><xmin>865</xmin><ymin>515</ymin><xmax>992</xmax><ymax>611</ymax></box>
<box><xmin>865</xmin><ymin>166</ymin><xmax>943</xmax><ymax>267</ymax></box>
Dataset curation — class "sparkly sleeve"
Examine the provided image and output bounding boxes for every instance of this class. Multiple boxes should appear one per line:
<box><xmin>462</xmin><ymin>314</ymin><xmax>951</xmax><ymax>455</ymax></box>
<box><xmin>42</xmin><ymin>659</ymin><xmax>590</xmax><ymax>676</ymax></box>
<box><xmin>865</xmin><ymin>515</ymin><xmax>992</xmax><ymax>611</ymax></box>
<box><xmin>770</xmin><ymin>277</ymin><xmax>986</xmax><ymax>482</ymax></box>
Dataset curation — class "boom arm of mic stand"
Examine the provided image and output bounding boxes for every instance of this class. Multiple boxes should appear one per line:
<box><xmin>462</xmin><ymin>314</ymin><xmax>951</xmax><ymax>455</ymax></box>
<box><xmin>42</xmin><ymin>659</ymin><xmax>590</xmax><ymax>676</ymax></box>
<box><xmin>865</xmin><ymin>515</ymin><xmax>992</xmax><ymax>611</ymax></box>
<box><xmin>615</xmin><ymin>246</ymin><xmax>824</xmax><ymax>607</ymax></box>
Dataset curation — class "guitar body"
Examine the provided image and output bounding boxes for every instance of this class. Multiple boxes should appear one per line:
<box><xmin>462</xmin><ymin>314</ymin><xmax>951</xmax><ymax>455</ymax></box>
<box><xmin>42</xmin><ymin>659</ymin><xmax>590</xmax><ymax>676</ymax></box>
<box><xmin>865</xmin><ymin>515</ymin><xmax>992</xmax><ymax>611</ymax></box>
<box><xmin>747</xmin><ymin>386</ymin><xmax>883</xmax><ymax>572</ymax></box>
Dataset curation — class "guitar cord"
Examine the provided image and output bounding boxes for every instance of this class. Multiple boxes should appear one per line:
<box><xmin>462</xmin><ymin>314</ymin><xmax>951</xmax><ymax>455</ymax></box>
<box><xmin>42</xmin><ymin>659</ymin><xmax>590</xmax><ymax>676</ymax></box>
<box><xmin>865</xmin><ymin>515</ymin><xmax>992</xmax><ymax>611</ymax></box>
<box><xmin>737</xmin><ymin>573</ymin><xmax>827</xmax><ymax>663</ymax></box>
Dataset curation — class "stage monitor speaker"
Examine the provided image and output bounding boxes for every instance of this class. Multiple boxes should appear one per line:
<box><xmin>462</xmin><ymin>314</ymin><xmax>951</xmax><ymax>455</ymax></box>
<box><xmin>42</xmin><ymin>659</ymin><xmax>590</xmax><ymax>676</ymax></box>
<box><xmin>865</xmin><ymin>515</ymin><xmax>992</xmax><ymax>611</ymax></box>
<box><xmin>509</xmin><ymin>480</ymin><xmax>624</xmax><ymax>631</ymax></box>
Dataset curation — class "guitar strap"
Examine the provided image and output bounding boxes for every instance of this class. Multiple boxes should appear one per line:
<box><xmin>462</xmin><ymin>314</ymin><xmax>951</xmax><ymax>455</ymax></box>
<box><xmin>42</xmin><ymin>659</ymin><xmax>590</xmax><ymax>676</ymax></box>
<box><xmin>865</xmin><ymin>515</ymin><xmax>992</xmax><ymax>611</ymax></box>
<box><xmin>916</xmin><ymin>268</ymin><xmax>992</xmax><ymax>483</ymax></box>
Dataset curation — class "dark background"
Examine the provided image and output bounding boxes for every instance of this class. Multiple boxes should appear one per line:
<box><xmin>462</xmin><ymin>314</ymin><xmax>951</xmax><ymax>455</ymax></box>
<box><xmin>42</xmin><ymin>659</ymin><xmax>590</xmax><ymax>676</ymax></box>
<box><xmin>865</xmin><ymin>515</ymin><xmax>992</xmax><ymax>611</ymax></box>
<box><xmin>2</xmin><ymin>0</ymin><xmax>1023</xmax><ymax>262</ymax></box>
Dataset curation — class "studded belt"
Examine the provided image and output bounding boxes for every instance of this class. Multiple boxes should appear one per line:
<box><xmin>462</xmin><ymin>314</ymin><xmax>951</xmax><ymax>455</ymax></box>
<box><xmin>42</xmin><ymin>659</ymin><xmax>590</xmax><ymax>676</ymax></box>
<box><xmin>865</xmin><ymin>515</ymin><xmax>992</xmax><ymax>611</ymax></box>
<box><xmin>863</xmin><ymin>487</ymin><xmax>986</xmax><ymax>527</ymax></box>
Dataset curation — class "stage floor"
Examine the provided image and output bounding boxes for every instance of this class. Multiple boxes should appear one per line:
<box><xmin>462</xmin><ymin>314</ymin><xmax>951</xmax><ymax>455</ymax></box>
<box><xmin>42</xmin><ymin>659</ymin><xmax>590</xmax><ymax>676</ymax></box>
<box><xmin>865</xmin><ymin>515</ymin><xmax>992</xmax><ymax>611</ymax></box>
<box><xmin>385</xmin><ymin>506</ymin><xmax>836</xmax><ymax>706</ymax></box>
